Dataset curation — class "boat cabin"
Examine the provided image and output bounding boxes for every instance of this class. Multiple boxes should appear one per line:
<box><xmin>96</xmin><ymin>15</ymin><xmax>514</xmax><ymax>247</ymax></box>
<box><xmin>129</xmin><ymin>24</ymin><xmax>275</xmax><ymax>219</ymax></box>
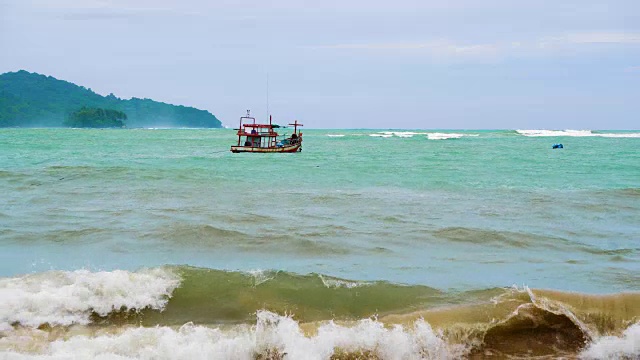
<box><xmin>231</xmin><ymin>110</ymin><xmax>303</xmax><ymax>153</ymax></box>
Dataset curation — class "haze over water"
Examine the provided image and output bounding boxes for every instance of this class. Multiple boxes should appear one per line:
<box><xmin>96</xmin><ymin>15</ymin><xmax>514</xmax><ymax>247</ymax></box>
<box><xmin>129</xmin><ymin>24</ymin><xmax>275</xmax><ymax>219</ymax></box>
<box><xmin>1</xmin><ymin>128</ymin><xmax>639</xmax><ymax>359</ymax></box>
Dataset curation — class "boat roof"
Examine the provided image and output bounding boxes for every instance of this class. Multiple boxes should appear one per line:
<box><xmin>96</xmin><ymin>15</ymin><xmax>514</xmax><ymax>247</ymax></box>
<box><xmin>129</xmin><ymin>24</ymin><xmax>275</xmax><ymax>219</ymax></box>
<box><xmin>243</xmin><ymin>124</ymin><xmax>275</xmax><ymax>128</ymax></box>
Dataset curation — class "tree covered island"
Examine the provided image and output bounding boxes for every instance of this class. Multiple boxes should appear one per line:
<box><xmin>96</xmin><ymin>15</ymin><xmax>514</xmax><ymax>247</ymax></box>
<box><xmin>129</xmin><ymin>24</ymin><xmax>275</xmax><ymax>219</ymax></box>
<box><xmin>0</xmin><ymin>70</ymin><xmax>222</xmax><ymax>128</ymax></box>
<box><xmin>64</xmin><ymin>107</ymin><xmax>127</xmax><ymax>128</ymax></box>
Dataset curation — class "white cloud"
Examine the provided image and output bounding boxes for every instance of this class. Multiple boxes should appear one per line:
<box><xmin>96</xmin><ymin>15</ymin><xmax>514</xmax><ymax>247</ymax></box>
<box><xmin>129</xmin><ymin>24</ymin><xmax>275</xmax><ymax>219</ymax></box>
<box><xmin>309</xmin><ymin>40</ymin><xmax>501</xmax><ymax>61</ymax></box>
<box><xmin>17</xmin><ymin>0</ymin><xmax>189</xmax><ymax>18</ymax></box>
<box><xmin>565</xmin><ymin>32</ymin><xmax>640</xmax><ymax>44</ymax></box>
<box><xmin>310</xmin><ymin>32</ymin><xmax>640</xmax><ymax>61</ymax></box>
<box><xmin>539</xmin><ymin>32</ymin><xmax>640</xmax><ymax>48</ymax></box>
<box><xmin>23</xmin><ymin>0</ymin><xmax>110</xmax><ymax>10</ymax></box>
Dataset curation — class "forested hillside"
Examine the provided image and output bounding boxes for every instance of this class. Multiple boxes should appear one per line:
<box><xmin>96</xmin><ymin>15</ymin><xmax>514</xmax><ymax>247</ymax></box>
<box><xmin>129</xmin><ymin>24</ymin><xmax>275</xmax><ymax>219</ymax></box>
<box><xmin>0</xmin><ymin>71</ymin><xmax>222</xmax><ymax>128</ymax></box>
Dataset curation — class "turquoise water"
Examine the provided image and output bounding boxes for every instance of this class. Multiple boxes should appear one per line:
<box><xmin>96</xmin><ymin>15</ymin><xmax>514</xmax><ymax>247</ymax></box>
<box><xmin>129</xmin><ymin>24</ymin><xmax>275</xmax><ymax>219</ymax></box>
<box><xmin>0</xmin><ymin>128</ymin><xmax>639</xmax><ymax>358</ymax></box>
<box><xmin>1</xmin><ymin>128</ymin><xmax>638</xmax><ymax>292</ymax></box>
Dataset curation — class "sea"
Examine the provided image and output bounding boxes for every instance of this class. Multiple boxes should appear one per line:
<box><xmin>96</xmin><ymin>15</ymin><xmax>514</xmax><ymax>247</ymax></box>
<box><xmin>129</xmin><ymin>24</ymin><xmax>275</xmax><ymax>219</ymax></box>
<box><xmin>0</xmin><ymin>128</ymin><xmax>638</xmax><ymax>359</ymax></box>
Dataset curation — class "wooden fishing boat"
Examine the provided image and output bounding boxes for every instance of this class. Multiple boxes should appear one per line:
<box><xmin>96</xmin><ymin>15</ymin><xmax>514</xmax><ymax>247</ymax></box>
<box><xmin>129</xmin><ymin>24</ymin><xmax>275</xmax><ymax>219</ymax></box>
<box><xmin>230</xmin><ymin>110</ymin><xmax>303</xmax><ymax>153</ymax></box>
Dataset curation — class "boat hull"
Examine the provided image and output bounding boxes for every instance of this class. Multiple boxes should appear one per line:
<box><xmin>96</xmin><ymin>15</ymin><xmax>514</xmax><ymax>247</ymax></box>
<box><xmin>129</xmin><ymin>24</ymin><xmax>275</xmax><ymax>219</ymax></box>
<box><xmin>230</xmin><ymin>144</ymin><xmax>301</xmax><ymax>153</ymax></box>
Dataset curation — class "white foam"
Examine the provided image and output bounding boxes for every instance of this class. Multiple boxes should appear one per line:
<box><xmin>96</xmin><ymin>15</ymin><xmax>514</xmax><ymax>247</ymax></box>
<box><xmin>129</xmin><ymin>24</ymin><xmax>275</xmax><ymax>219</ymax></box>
<box><xmin>0</xmin><ymin>311</ymin><xmax>466</xmax><ymax>360</ymax></box>
<box><xmin>426</xmin><ymin>133</ymin><xmax>468</xmax><ymax>140</ymax></box>
<box><xmin>246</xmin><ymin>270</ymin><xmax>276</xmax><ymax>286</ymax></box>
<box><xmin>592</xmin><ymin>132</ymin><xmax>640</xmax><ymax>138</ymax></box>
<box><xmin>580</xmin><ymin>322</ymin><xmax>640</xmax><ymax>359</ymax></box>
<box><xmin>0</xmin><ymin>268</ymin><xmax>181</xmax><ymax>329</ymax></box>
<box><xmin>516</xmin><ymin>129</ymin><xmax>640</xmax><ymax>138</ymax></box>
<box><xmin>385</xmin><ymin>131</ymin><xmax>421</xmax><ymax>138</ymax></box>
<box><xmin>371</xmin><ymin>131</ymin><xmax>427</xmax><ymax>138</ymax></box>
<box><xmin>370</xmin><ymin>131</ymin><xmax>478</xmax><ymax>139</ymax></box>
<box><xmin>317</xmin><ymin>274</ymin><xmax>370</xmax><ymax>289</ymax></box>
<box><xmin>326</xmin><ymin>134</ymin><xmax>345</xmax><ymax>137</ymax></box>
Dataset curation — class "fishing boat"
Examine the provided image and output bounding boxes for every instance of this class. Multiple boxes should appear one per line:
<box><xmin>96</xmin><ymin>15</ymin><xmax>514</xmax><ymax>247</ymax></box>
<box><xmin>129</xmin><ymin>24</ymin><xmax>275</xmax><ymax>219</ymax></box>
<box><xmin>230</xmin><ymin>110</ymin><xmax>303</xmax><ymax>153</ymax></box>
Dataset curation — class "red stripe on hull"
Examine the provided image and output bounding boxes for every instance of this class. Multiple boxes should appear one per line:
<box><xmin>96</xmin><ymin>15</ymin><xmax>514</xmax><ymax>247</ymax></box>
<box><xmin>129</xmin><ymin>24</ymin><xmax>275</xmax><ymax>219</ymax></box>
<box><xmin>230</xmin><ymin>144</ymin><xmax>301</xmax><ymax>153</ymax></box>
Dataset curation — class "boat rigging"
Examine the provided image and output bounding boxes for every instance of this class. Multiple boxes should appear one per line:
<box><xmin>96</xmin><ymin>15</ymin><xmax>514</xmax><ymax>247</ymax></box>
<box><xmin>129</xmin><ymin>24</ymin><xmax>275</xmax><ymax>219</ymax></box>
<box><xmin>230</xmin><ymin>110</ymin><xmax>303</xmax><ymax>153</ymax></box>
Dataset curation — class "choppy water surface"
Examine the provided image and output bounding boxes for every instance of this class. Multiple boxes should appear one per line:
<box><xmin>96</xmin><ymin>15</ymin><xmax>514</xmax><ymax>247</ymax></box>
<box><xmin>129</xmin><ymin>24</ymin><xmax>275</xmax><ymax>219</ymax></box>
<box><xmin>0</xmin><ymin>128</ymin><xmax>638</xmax><ymax>359</ymax></box>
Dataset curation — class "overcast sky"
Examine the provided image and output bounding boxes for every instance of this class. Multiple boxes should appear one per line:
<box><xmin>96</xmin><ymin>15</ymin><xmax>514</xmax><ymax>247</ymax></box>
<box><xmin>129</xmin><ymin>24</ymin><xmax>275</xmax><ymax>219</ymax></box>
<box><xmin>1</xmin><ymin>0</ymin><xmax>638</xmax><ymax>129</ymax></box>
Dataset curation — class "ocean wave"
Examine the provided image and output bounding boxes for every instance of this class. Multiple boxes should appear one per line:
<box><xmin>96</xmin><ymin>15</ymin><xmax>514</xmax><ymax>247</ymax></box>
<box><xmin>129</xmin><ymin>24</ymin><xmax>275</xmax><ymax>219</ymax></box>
<box><xmin>0</xmin><ymin>267</ymin><xmax>444</xmax><ymax>328</ymax></box>
<box><xmin>146</xmin><ymin>223</ymin><xmax>249</xmax><ymax>244</ymax></box>
<box><xmin>378</xmin><ymin>131</ymin><xmax>423</xmax><ymax>138</ymax></box>
<box><xmin>389</xmin><ymin>287</ymin><xmax>640</xmax><ymax>358</ymax></box>
<box><xmin>516</xmin><ymin>129</ymin><xmax>640</xmax><ymax>138</ymax></box>
<box><xmin>144</xmin><ymin>224</ymin><xmax>352</xmax><ymax>255</ymax></box>
<box><xmin>0</xmin><ymin>311</ymin><xmax>465</xmax><ymax>359</ymax></box>
<box><xmin>1</xmin><ymin>268</ymin><xmax>639</xmax><ymax>358</ymax></box>
<box><xmin>0</xmin><ymin>268</ymin><xmax>180</xmax><ymax>330</ymax></box>
<box><xmin>43</xmin><ymin>165</ymin><xmax>134</xmax><ymax>181</ymax></box>
<box><xmin>134</xmin><ymin>267</ymin><xmax>444</xmax><ymax>325</ymax></box>
<box><xmin>432</xmin><ymin>227</ymin><xmax>562</xmax><ymax>249</ymax></box>
<box><xmin>367</xmin><ymin>131</ymin><xmax>479</xmax><ymax>140</ymax></box>
<box><xmin>615</xmin><ymin>188</ymin><xmax>640</xmax><ymax>197</ymax></box>
<box><xmin>426</xmin><ymin>133</ymin><xmax>469</xmax><ymax>140</ymax></box>
<box><xmin>317</xmin><ymin>274</ymin><xmax>371</xmax><ymax>289</ymax></box>
<box><xmin>431</xmin><ymin>227</ymin><xmax>639</xmax><ymax>258</ymax></box>
<box><xmin>0</xmin><ymin>170</ymin><xmax>29</xmax><ymax>181</ymax></box>
<box><xmin>2</xmin><ymin>267</ymin><xmax>638</xmax><ymax>329</ymax></box>
<box><xmin>2</xmin><ymin>301</ymin><xmax>639</xmax><ymax>359</ymax></box>
<box><xmin>581</xmin><ymin>322</ymin><xmax>640</xmax><ymax>359</ymax></box>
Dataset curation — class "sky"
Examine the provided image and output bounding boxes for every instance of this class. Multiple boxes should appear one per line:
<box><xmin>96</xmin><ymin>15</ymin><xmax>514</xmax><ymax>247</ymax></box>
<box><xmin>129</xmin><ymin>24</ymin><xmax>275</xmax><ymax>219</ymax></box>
<box><xmin>0</xmin><ymin>0</ymin><xmax>639</xmax><ymax>129</ymax></box>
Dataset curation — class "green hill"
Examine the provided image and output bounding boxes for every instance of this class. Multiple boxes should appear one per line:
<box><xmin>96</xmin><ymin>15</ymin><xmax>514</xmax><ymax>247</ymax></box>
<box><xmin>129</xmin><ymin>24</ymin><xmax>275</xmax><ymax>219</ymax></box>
<box><xmin>0</xmin><ymin>70</ymin><xmax>222</xmax><ymax>128</ymax></box>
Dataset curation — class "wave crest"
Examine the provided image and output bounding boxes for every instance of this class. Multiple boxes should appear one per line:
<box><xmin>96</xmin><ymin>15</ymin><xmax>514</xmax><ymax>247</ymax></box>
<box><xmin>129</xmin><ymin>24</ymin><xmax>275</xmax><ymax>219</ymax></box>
<box><xmin>0</xmin><ymin>311</ymin><xmax>467</xmax><ymax>360</ymax></box>
<box><xmin>0</xmin><ymin>267</ymin><xmax>180</xmax><ymax>329</ymax></box>
<box><xmin>581</xmin><ymin>322</ymin><xmax>640</xmax><ymax>359</ymax></box>
<box><xmin>368</xmin><ymin>131</ymin><xmax>478</xmax><ymax>140</ymax></box>
<box><xmin>516</xmin><ymin>129</ymin><xmax>640</xmax><ymax>138</ymax></box>
<box><xmin>2</xmin><ymin>308</ymin><xmax>638</xmax><ymax>359</ymax></box>
<box><xmin>1</xmin><ymin>268</ymin><xmax>639</xmax><ymax>358</ymax></box>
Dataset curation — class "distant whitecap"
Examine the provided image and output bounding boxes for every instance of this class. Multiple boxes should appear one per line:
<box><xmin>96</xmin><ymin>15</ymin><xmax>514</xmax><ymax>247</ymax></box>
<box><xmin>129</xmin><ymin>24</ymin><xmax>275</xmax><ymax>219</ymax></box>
<box><xmin>516</xmin><ymin>130</ymin><xmax>640</xmax><ymax>138</ymax></box>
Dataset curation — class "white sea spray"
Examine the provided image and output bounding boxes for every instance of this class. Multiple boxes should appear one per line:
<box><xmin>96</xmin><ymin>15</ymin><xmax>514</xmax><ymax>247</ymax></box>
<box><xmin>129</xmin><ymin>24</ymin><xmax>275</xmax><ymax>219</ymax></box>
<box><xmin>426</xmin><ymin>133</ymin><xmax>466</xmax><ymax>140</ymax></box>
<box><xmin>317</xmin><ymin>274</ymin><xmax>371</xmax><ymax>289</ymax></box>
<box><xmin>246</xmin><ymin>269</ymin><xmax>276</xmax><ymax>286</ymax></box>
<box><xmin>368</xmin><ymin>131</ymin><xmax>478</xmax><ymax>139</ymax></box>
<box><xmin>516</xmin><ymin>129</ymin><xmax>640</xmax><ymax>138</ymax></box>
<box><xmin>580</xmin><ymin>322</ymin><xmax>640</xmax><ymax>359</ymax></box>
<box><xmin>0</xmin><ymin>311</ymin><xmax>465</xmax><ymax>360</ymax></box>
<box><xmin>0</xmin><ymin>268</ymin><xmax>181</xmax><ymax>329</ymax></box>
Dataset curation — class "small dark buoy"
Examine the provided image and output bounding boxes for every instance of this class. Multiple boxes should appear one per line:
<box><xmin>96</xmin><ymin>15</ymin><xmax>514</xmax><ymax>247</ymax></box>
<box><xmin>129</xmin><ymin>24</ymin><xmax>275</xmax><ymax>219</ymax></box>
<box><xmin>552</xmin><ymin>144</ymin><xmax>564</xmax><ymax>149</ymax></box>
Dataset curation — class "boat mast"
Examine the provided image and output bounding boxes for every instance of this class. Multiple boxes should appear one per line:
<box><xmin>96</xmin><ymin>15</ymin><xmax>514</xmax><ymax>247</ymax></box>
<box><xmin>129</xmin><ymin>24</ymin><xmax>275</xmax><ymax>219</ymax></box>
<box><xmin>289</xmin><ymin>120</ymin><xmax>303</xmax><ymax>135</ymax></box>
<box><xmin>266</xmin><ymin>72</ymin><xmax>269</xmax><ymax>123</ymax></box>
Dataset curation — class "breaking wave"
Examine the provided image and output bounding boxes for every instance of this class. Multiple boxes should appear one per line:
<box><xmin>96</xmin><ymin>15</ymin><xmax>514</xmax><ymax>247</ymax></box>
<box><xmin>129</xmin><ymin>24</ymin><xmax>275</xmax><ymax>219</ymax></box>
<box><xmin>0</xmin><ymin>311</ymin><xmax>464</xmax><ymax>359</ymax></box>
<box><xmin>1</xmin><ymin>267</ymin><xmax>639</xmax><ymax>358</ymax></box>
<box><xmin>0</xmin><ymin>267</ymin><xmax>180</xmax><ymax>330</ymax></box>
<box><xmin>581</xmin><ymin>322</ymin><xmax>640</xmax><ymax>359</ymax></box>
<box><xmin>516</xmin><ymin>129</ymin><xmax>640</xmax><ymax>138</ymax></box>
<box><xmin>368</xmin><ymin>132</ymin><xmax>478</xmax><ymax>140</ymax></box>
<box><xmin>426</xmin><ymin>133</ymin><xmax>467</xmax><ymax>140</ymax></box>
